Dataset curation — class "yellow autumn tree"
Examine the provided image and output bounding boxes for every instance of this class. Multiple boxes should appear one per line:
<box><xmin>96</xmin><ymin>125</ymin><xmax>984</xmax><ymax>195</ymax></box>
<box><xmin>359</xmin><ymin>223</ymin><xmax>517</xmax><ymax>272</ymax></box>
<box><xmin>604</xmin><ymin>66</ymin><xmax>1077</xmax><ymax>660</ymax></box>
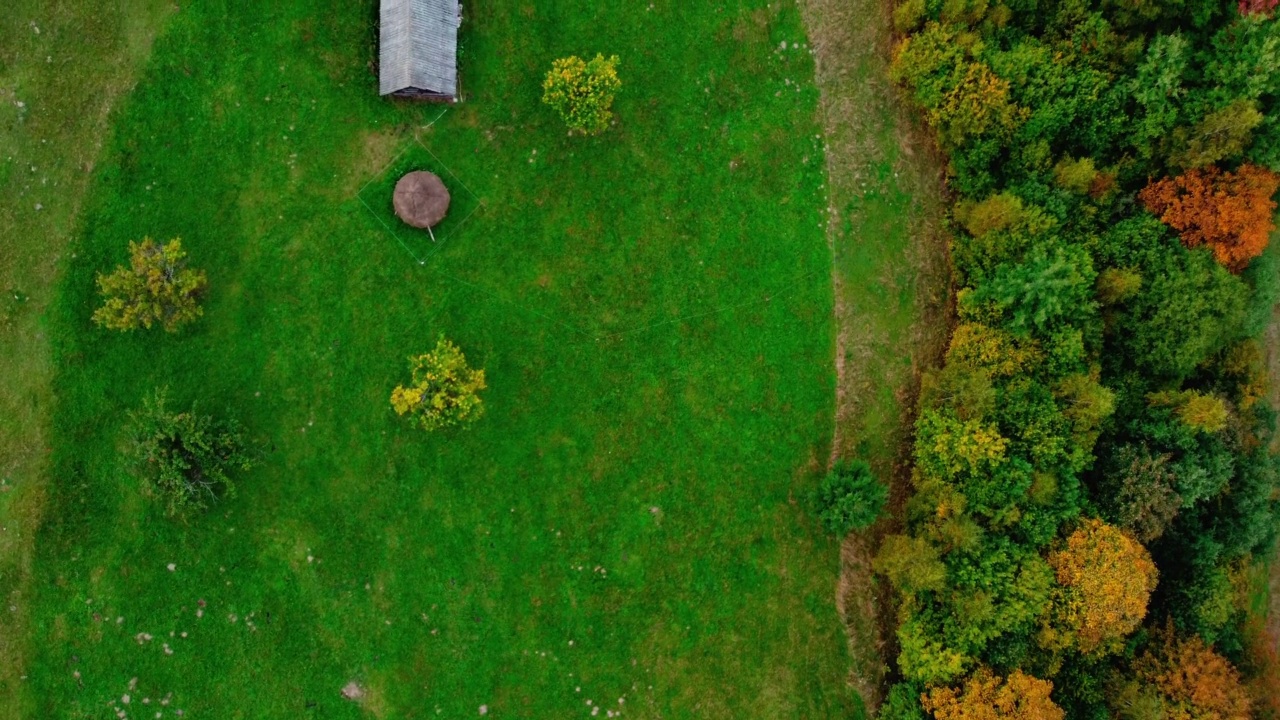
<box><xmin>922</xmin><ymin>667</ymin><xmax>1065</xmax><ymax>720</ymax></box>
<box><xmin>1043</xmin><ymin>519</ymin><xmax>1158</xmax><ymax>655</ymax></box>
<box><xmin>1133</xmin><ymin>630</ymin><xmax>1252</xmax><ymax>720</ymax></box>
<box><xmin>93</xmin><ymin>238</ymin><xmax>207</xmax><ymax>332</ymax></box>
<box><xmin>390</xmin><ymin>336</ymin><xmax>487</xmax><ymax>432</ymax></box>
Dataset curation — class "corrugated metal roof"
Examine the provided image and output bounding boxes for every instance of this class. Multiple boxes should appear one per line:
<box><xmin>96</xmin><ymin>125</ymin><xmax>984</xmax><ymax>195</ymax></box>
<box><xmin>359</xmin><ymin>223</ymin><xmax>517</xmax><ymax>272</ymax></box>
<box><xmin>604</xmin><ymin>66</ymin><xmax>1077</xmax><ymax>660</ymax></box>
<box><xmin>380</xmin><ymin>0</ymin><xmax>459</xmax><ymax>97</ymax></box>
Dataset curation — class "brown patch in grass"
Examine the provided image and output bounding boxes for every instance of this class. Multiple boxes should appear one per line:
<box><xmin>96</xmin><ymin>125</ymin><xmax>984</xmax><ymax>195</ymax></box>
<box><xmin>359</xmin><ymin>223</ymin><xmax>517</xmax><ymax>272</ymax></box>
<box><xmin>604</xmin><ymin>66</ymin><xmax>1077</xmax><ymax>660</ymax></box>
<box><xmin>799</xmin><ymin>0</ymin><xmax>952</xmax><ymax>711</ymax></box>
<box><xmin>345</xmin><ymin>128</ymin><xmax>405</xmax><ymax>195</ymax></box>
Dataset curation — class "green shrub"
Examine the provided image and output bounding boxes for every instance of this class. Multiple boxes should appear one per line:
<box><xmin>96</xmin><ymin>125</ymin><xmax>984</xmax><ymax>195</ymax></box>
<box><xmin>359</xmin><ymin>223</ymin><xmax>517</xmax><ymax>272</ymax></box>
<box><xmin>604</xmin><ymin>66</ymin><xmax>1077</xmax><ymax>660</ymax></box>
<box><xmin>126</xmin><ymin>389</ymin><xmax>254</xmax><ymax>516</ymax></box>
<box><xmin>541</xmin><ymin>54</ymin><xmax>621</xmax><ymax>135</ymax></box>
<box><xmin>814</xmin><ymin>459</ymin><xmax>887</xmax><ymax>534</ymax></box>
<box><xmin>93</xmin><ymin>238</ymin><xmax>207</xmax><ymax>332</ymax></box>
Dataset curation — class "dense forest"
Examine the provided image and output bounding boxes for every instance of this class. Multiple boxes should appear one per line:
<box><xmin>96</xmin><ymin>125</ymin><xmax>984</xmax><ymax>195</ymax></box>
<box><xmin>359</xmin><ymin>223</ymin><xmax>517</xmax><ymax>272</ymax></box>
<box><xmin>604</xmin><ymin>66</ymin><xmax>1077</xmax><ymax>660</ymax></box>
<box><xmin>878</xmin><ymin>1</ymin><xmax>1280</xmax><ymax>718</ymax></box>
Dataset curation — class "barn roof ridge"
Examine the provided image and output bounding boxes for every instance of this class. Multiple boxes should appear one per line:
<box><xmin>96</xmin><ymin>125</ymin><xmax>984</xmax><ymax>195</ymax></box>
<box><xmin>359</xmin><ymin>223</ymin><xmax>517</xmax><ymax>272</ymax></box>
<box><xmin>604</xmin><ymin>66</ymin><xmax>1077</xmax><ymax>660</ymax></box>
<box><xmin>379</xmin><ymin>0</ymin><xmax>460</xmax><ymax>99</ymax></box>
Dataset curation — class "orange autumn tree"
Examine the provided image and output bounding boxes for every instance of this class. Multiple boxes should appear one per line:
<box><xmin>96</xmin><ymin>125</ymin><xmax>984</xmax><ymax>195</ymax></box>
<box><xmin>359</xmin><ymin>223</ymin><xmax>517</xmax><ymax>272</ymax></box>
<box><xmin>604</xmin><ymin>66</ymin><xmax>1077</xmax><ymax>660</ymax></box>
<box><xmin>1043</xmin><ymin>519</ymin><xmax>1158</xmax><ymax>654</ymax></box>
<box><xmin>1134</xmin><ymin>630</ymin><xmax>1252</xmax><ymax>720</ymax></box>
<box><xmin>922</xmin><ymin>667</ymin><xmax>1065</xmax><ymax>720</ymax></box>
<box><xmin>1138</xmin><ymin>164</ymin><xmax>1280</xmax><ymax>272</ymax></box>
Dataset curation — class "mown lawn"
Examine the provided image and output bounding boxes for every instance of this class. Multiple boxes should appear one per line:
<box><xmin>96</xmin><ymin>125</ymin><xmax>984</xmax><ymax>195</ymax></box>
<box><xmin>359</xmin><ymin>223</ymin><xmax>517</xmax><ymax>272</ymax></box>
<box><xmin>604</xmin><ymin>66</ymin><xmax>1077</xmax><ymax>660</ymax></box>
<box><xmin>22</xmin><ymin>1</ymin><xmax>853</xmax><ymax>717</ymax></box>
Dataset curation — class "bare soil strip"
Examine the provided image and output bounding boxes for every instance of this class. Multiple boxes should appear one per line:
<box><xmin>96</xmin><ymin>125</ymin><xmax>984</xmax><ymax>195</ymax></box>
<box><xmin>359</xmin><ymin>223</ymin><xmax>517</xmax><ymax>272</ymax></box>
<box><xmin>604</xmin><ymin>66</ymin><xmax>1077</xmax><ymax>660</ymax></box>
<box><xmin>797</xmin><ymin>0</ymin><xmax>952</xmax><ymax>710</ymax></box>
<box><xmin>1267</xmin><ymin>249</ymin><xmax>1280</xmax><ymax>652</ymax></box>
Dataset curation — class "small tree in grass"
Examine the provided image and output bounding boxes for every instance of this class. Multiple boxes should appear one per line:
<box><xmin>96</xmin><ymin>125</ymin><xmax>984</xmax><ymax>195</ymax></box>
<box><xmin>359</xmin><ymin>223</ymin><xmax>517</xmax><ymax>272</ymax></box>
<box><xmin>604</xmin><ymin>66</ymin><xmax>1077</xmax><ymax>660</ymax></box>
<box><xmin>126</xmin><ymin>389</ymin><xmax>254</xmax><ymax>517</ymax></box>
<box><xmin>391</xmin><ymin>336</ymin><xmax>487</xmax><ymax>432</ymax></box>
<box><xmin>93</xmin><ymin>238</ymin><xmax>207</xmax><ymax>332</ymax></box>
<box><xmin>814</xmin><ymin>459</ymin><xmax>887</xmax><ymax>534</ymax></box>
<box><xmin>542</xmin><ymin>54</ymin><xmax>621</xmax><ymax>135</ymax></box>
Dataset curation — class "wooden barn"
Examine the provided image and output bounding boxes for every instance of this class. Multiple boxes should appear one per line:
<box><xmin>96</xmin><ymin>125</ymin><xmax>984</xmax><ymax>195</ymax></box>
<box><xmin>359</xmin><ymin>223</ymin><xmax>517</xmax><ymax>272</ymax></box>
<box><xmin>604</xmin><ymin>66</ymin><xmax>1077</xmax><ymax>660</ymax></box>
<box><xmin>379</xmin><ymin>0</ymin><xmax>461</xmax><ymax>101</ymax></box>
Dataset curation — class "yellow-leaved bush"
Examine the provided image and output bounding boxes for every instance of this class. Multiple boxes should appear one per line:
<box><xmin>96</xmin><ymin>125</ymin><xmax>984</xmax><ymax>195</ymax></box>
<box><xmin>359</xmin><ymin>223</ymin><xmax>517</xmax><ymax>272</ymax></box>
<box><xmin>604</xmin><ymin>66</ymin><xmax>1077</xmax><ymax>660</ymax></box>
<box><xmin>391</xmin><ymin>336</ymin><xmax>487</xmax><ymax>432</ymax></box>
<box><xmin>922</xmin><ymin>667</ymin><xmax>1065</xmax><ymax>720</ymax></box>
<box><xmin>541</xmin><ymin>54</ymin><xmax>621</xmax><ymax>135</ymax></box>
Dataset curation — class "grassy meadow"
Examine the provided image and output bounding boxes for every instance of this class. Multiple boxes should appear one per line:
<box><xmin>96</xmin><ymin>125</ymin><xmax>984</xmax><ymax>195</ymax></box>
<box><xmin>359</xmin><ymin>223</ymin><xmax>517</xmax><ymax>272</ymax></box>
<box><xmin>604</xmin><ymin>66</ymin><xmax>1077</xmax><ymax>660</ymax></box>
<box><xmin>14</xmin><ymin>1</ymin><xmax>860</xmax><ymax>717</ymax></box>
<box><xmin>0</xmin><ymin>3</ymin><xmax>174</xmax><ymax>716</ymax></box>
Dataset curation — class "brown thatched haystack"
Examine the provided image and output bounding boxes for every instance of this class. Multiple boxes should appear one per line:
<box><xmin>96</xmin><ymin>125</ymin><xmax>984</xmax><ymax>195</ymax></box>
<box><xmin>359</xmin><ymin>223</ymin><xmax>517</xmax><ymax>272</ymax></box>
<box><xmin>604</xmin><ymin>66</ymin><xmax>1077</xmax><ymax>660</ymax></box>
<box><xmin>393</xmin><ymin>171</ymin><xmax>451</xmax><ymax>228</ymax></box>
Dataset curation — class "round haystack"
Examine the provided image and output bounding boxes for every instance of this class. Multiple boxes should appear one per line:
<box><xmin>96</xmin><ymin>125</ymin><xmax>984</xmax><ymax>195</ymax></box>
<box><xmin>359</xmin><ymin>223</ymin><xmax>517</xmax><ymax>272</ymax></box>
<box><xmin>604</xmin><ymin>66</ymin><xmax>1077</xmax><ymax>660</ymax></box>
<box><xmin>393</xmin><ymin>171</ymin><xmax>451</xmax><ymax>229</ymax></box>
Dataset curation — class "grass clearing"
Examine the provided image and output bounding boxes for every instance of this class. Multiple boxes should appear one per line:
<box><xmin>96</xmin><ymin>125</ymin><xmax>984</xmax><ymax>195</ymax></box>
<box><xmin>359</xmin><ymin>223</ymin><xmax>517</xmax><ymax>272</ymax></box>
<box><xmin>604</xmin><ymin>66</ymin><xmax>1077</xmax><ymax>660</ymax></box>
<box><xmin>17</xmin><ymin>1</ymin><xmax>864</xmax><ymax>717</ymax></box>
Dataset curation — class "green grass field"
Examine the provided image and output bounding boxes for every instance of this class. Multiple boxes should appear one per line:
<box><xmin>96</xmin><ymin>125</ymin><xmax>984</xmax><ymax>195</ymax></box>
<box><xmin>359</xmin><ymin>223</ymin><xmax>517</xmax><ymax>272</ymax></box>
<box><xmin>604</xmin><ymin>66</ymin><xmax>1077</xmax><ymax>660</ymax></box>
<box><xmin>15</xmin><ymin>1</ymin><xmax>859</xmax><ymax>717</ymax></box>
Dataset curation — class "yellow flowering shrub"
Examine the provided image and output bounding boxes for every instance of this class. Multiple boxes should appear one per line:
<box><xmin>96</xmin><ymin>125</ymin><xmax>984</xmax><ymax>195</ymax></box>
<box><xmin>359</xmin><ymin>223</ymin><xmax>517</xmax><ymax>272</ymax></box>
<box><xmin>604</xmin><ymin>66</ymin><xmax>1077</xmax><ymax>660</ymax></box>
<box><xmin>541</xmin><ymin>54</ymin><xmax>621</xmax><ymax>135</ymax></box>
<box><xmin>391</xmin><ymin>336</ymin><xmax>487</xmax><ymax>432</ymax></box>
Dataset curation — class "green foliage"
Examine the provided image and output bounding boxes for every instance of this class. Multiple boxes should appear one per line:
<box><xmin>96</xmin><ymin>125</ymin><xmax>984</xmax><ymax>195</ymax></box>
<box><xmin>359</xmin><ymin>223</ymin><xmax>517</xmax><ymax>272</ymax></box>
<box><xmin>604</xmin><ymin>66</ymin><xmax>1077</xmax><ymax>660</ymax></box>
<box><xmin>541</xmin><ymin>54</ymin><xmax>622</xmax><ymax>135</ymax></box>
<box><xmin>876</xmin><ymin>534</ymin><xmax>949</xmax><ymax>594</ymax></box>
<box><xmin>890</xmin><ymin>0</ymin><xmax>1280</xmax><ymax>708</ymax></box>
<box><xmin>1106</xmin><ymin>227</ymin><xmax>1249</xmax><ymax>380</ymax></box>
<box><xmin>1169</xmin><ymin>99</ymin><xmax>1264</xmax><ymax>170</ymax></box>
<box><xmin>881</xmin><ymin>682</ymin><xmax>928</xmax><ymax>720</ymax></box>
<box><xmin>955</xmin><ymin>192</ymin><xmax>1027</xmax><ymax>238</ymax></box>
<box><xmin>1127</xmin><ymin>33</ymin><xmax>1192</xmax><ymax>160</ymax></box>
<box><xmin>967</xmin><ymin>245</ymin><xmax>1097</xmax><ymax>337</ymax></box>
<box><xmin>915</xmin><ymin>409</ymin><xmax>1009</xmax><ymax>481</ymax></box>
<box><xmin>390</xmin><ymin>336</ymin><xmax>487</xmax><ymax>432</ymax></box>
<box><xmin>1053</xmin><ymin>157</ymin><xmax>1098</xmax><ymax>194</ymax></box>
<box><xmin>814</xmin><ymin>459</ymin><xmax>887</xmax><ymax>534</ymax></box>
<box><xmin>1053</xmin><ymin>372</ymin><xmax>1116</xmax><ymax>452</ymax></box>
<box><xmin>1096</xmin><ymin>267</ymin><xmax>1143</xmax><ymax>305</ymax></box>
<box><xmin>125</xmin><ymin>389</ymin><xmax>254</xmax><ymax>517</ymax></box>
<box><xmin>894</xmin><ymin>0</ymin><xmax>928</xmax><ymax>33</ymax></box>
<box><xmin>898</xmin><ymin>611</ymin><xmax>972</xmax><ymax>684</ymax></box>
<box><xmin>92</xmin><ymin>238</ymin><xmax>207</xmax><ymax>332</ymax></box>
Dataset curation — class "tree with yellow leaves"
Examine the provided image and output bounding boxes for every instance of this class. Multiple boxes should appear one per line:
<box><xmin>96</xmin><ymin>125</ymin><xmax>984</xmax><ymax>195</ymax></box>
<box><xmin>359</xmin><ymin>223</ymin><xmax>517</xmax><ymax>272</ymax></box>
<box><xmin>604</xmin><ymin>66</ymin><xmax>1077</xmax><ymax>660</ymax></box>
<box><xmin>391</xmin><ymin>336</ymin><xmax>487</xmax><ymax>432</ymax></box>
<box><xmin>542</xmin><ymin>54</ymin><xmax>621</xmax><ymax>135</ymax></box>
<box><xmin>922</xmin><ymin>667</ymin><xmax>1065</xmax><ymax>720</ymax></box>
<box><xmin>1126</xmin><ymin>630</ymin><xmax>1252</xmax><ymax>720</ymax></box>
<box><xmin>1043</xmin><ymin>519</ymin><xmax>1158</xmax><ymax>655</ymax></box>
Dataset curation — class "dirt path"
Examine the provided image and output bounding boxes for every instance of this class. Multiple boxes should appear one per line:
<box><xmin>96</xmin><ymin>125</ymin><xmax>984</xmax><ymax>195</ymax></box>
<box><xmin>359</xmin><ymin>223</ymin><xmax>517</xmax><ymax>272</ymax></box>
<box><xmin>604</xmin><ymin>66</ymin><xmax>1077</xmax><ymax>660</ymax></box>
<box><xmin>1266</xmin><ymin>252</ymin><xmax>1280</xmax><ymax>653</ymax></box>
<box><xmin>797</xmin><ymin>0</ymin><xmax>952</xmax><ymax>711</ymax></box>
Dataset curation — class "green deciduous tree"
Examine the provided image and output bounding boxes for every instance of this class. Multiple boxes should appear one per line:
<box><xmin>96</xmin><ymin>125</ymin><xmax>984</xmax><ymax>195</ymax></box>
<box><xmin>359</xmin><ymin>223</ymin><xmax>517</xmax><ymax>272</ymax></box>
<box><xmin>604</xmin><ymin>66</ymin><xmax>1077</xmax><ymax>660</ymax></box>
<box><xmin>877</xmin><ymin>533</ymin><xmax>949</xmax><ymax>594</ymax></box>
<box><xmin>967</xmin><ymin>245</ymin><xmax>1097</xmax><ymax>337</ymax></box>
<box><xmin>126</xmin><ymin>389</ymin><xmax>254</xmax><ymax>516</ymax></box>
<box><xmin>1169</xmin><ymin>99</ymin><xmax>1265</xmax><ymax>169</ymax></box>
